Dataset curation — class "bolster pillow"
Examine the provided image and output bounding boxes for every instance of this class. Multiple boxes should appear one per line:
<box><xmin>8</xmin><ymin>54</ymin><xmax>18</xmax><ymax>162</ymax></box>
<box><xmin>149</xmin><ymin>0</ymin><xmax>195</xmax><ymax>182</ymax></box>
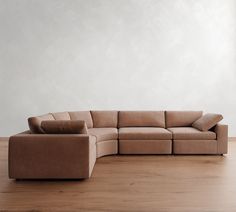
<box><xmin>41</xmin><ymin>120</ymin><xmax>88</xmax><ymax>134</ymax></box>
<box><xmin>192</xmin><ymin>113</ymin><xmax>223</xmax><ymax>131</ymax></box>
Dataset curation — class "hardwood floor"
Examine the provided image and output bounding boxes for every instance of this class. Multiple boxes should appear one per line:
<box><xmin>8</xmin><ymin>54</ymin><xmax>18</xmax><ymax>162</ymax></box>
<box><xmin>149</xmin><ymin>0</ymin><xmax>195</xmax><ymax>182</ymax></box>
<box><xmin>0</xmin><ymin>139</ymin><xmax>236</xmax><ymax>212</ymax></box>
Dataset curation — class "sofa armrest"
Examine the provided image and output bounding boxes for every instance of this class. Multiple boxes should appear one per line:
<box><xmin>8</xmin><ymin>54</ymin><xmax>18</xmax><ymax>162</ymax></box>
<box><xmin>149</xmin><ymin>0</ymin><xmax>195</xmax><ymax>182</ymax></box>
<box><xmin>9</xmin><ymin>132</ymin><xmax>96</xmax><ymax>179</ymax></box>
<box><xmin>213</xmin><ymin>124</ymin><xmax>228</xmax><ymax>154</ymax></box>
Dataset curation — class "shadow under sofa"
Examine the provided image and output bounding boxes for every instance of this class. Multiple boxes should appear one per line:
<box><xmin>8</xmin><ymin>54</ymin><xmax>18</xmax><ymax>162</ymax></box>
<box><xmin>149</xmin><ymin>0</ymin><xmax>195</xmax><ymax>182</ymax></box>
<box><xmin>8</xmin><ymin>110</ymin><xmax>228</xmax><ymax>179</ymax></box>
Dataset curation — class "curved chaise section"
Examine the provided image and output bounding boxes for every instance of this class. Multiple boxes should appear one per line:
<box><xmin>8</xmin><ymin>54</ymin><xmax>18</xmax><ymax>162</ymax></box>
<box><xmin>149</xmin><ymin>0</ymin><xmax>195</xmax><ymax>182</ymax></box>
<box><xmin>90</xmin><ymin>111</ymin><xmax>119</xmax><ymax>158</ymax></box>
<box><xmin>88</xmin><ymin>128</ymin><xmax>118</xmax><ymax>158</ymax></box>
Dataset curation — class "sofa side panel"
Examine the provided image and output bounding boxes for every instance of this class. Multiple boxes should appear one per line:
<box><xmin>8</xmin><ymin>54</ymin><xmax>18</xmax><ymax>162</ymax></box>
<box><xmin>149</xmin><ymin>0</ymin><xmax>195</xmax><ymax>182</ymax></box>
<box><xmin>214</xmin><ymin>124</ymin><xmax>228</xmax><ymax>154</ymax></box>
<box><xmin>9</xmin><ymin>134</ymin><xmax>93</xmax><ymax>179</ymax></box>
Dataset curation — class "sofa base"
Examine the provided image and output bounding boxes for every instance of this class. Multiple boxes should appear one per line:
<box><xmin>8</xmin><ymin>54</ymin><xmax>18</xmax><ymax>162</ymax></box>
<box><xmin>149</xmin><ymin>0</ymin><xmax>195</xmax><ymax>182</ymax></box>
<box><xmin>173</xmin><ymin>140</ymin><xmax>217</xmax><ymax>154</ymax></box>
<box><xmin>9</xmin><ymin>134</ymin><xmax>96</xmax><ymax>179</ymax></box>
<box><xmin>119</xmin><ymin>140</ymin><xmax>172</xmax><ymax>154</ymax></box>
<box><xmin>96</xmin><ymin>140</ymin><xmax>118</xmax><ymax>158</ymax></box>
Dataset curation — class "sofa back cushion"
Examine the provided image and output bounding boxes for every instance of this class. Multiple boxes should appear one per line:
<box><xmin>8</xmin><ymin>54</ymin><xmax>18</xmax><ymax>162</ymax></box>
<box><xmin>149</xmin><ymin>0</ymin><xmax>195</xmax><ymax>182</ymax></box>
<box><xmin>69</xmin><ymin>111</ymin><xmax>93</xmax><ymax>128</ymax></box>
<box><xmin>28</xmin><ymin>113</ymin><xmax>55</xmax><ymax>133</ymax></box>
<box><xmin>166</xmin><ymin>111</ymin><xmax>203</xmax><ymax>128</ymax></box>
<box><xmin>118</xmin><ymin>111</ymin><xmax>165</xmax><ymax>128</ymax></box>
<box><xmin>51</xmin><ymin>112</ymin><xmax>70</xmax><ymax>120</ymax></box>
<box><xmin>41</xmin><ymin>120</ymin><xmax>88</xmax><ymax>134</ymax></box>
<box><xmin>192</xmin><ymin>113</ymin><xmax>223</xmax><ymax>131</ymax></box>
<box><xmin>91</xmin><ymin>111</ymin><xmax>118</xmax><ymax>128</ymax></box>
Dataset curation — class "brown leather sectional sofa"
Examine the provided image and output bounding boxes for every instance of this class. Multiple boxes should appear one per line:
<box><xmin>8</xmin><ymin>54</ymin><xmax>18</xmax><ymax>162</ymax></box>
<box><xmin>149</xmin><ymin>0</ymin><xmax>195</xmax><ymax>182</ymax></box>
<box><xmin>8</xmin><ymin>111</ymin><xmax>228</xmax><ymax>179</ymax></box>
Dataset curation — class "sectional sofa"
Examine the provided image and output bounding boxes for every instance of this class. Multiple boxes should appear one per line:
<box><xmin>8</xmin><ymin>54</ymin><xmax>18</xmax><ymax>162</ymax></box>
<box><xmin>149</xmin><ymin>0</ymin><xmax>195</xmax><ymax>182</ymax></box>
<box><xmin>8</xmin><ymin>111</ymin><xmax>228</xmax><ymax>179</ymax></box>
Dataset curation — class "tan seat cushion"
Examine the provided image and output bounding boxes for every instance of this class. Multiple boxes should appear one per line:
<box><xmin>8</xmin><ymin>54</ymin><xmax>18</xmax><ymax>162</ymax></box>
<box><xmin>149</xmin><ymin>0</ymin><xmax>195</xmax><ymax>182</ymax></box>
<box><xmin>119</xmin><ymin>127</ymin><xmax>172</xmax><ymax>140</ymax></box>
<box><xmin>118</xmin><ymin>111</ymin><xmax>165</xmax><ymax>128</ymax></box>
<box><xmin>192</xmin><ymin>113</ymin><xmax>223</xmax><ymax>131</ymax></box>
<box><xmin>41</xmin><ymin>120</ymin><xmax>88</xmax><ymax>134</ymax></box>
<box><xmin>168</xmin><ymin>127</ymin><xmax>216</xmax><ymax>140</ymax></box>
<box><xmin>91</xmin><ymin>111</ymin><xmax>118</xmax><ymax>128</ymax></box>
<box><xmin>88</xmin><ymin>128</ymin><xmax>118</xmax><ymax>142</ymax></box>
<box><xmin>166</xmin><ymin>111</ymin><xmax>203</xmax><ymax>128</ymax></box>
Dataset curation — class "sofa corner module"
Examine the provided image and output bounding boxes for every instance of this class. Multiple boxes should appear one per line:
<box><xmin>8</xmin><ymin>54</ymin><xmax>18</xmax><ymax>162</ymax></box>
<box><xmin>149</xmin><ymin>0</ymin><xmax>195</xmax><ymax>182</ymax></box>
<box><xmin>213</xmin><ymin>124</ymin><xmax>228</xmax><ymax>154</ymax></box>
<box><xmin>8</xmin><ymin>133</ymin><xmax>96</xmax><ymax>179</ymax></box>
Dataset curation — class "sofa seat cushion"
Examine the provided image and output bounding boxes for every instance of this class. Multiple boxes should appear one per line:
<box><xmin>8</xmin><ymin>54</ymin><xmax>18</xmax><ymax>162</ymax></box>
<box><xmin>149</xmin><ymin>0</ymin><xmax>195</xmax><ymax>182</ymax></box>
<box><xmin>88</xmin><ymin>128</ymin><xmax>118</xmax><ymax>142</ymax></box>
<box><xmin>119</xmin><ymin>127</ymin><xmax>172</xmax><ymax>140</ymax></box>
<box><xmin>168</xmin><ymin>127</ymin><xmax>216</xmax><ymax>140</ymax></box>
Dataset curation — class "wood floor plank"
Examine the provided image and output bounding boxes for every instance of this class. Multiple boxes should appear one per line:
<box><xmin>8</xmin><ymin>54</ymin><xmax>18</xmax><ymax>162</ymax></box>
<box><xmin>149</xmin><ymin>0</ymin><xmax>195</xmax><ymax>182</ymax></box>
<box><xmin>0</xmin><ymin>137</ymin><xmax>9</xmax><ymax>141</ymax></box>
<box><xmin>0</xmin><ymin>139</ymin><xmax>236</xmax><ymax>211</ymax></box>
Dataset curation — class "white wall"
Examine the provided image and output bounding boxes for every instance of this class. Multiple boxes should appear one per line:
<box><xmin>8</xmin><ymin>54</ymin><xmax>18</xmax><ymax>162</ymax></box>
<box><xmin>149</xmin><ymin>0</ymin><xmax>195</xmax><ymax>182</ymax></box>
<box><xmin>0</xmin><ymin>0</ymin><xmax>236</xmax><ymax>136</ymax></box>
